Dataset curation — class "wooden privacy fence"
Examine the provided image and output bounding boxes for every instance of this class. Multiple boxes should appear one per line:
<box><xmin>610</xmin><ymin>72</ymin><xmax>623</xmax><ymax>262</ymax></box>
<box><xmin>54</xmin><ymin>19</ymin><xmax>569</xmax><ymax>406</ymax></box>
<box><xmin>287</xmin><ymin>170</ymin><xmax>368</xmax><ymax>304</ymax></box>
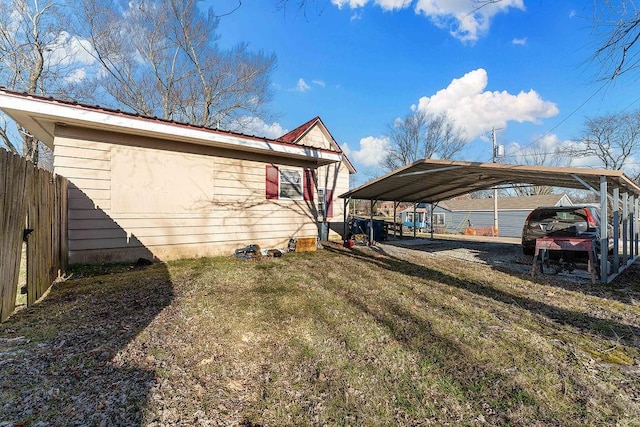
<box><xmin>0</xmin><ymin>149</ymin><xmax>68</xmax><ymax>322</ymax></box>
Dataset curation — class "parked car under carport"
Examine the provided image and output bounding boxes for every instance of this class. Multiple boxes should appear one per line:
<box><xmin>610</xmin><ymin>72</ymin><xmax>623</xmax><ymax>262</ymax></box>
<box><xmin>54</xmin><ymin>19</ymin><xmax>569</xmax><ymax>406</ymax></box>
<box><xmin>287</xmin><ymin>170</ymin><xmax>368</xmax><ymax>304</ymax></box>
<box><xmin>521</xmin><ymin>205</ymin><xmax>614</xmax><ymax>256</ymax></box>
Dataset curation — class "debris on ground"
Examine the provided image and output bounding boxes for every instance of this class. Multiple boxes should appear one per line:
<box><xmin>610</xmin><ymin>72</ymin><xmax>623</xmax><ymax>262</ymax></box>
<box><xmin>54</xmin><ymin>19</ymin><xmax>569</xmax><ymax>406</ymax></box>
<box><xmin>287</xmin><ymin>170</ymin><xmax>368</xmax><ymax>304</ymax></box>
<box><xmin>234</xmin><ymin>244</ymin><xmax>285</xmax><ymax>260</ymax></box>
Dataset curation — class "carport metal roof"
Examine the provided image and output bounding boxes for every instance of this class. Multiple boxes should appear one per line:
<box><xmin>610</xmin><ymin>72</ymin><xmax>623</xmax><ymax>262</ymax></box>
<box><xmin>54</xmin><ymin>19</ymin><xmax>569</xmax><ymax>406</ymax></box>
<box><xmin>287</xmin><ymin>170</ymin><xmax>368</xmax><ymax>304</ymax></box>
<box><xmin>340</xmin><ymin>159</ymin><xmax>640</xmax><ymax>202</ymax></box>
<box><xmin>340</xmin><ymin>158</ymin><xmax>640</xmax><ymax>285</ymax></box>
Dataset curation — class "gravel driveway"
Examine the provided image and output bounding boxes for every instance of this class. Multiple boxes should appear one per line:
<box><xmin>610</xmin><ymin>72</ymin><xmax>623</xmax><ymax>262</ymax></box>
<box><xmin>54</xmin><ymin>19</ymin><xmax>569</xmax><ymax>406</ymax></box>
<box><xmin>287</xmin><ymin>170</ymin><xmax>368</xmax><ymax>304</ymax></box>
<box><xmin>377</xmin><ymin>235</ymin><xmax>597</xmax><ymax>284</ymax></box>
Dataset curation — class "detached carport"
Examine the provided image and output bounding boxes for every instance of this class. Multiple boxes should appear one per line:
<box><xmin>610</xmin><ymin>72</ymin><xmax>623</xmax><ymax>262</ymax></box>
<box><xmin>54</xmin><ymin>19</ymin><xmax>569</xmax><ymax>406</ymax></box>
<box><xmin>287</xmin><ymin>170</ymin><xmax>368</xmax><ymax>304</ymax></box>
<box><xmin>340</xmin><ymin>159</ymin><xmax>640</xmax><ymax>284</ymax></box>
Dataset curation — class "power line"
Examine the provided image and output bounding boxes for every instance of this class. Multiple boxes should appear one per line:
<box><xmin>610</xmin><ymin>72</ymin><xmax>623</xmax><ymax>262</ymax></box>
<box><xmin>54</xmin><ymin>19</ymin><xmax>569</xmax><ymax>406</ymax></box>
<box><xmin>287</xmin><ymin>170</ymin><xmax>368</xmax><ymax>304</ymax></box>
<box><xmin>509</xmin><ymin>80</ymin><xmax>612</xmax><ymax>156</ymax></box>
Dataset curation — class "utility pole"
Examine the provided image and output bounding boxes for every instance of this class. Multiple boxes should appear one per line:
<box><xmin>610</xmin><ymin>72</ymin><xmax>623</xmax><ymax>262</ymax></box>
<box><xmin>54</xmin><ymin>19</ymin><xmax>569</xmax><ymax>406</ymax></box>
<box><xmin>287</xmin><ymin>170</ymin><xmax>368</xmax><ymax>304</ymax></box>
<box><xmin>492</xmin><ymin>128</ymin><xmax>499</xmax><ymax>237</ymax></box>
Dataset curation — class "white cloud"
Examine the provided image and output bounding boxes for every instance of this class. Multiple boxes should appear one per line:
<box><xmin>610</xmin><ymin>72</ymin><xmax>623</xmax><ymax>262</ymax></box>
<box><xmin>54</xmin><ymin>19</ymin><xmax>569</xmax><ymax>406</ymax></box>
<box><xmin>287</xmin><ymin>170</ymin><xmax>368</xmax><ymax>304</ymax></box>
<box><xmin>415</xmin><ymin>68</ymin><xmax>559</xmax><ymax>141</ymax></box>
<box><xmin>230</xmin><ymin>117</ymin><xmax>287</xmax><ymax>139</ymax></box>
<box><xmin>331</xmin><ymin>0</ymin><xmax>524</xmax><ymax>43</ymax></box>
<box><xmin>332</xmin><ymin>0</ymin><xmax>369</xmax><ymax>9</ymax></box>
<box><xmin>415</xmin><ymin>0</ymin><xmax>525</xmax><ymax>43</ymax></box>
<box><xmin>64</xmin><ymin>68</ymin><xmax>87</xmax><ymax>84</ymax></box>
<box><xmin>375</xmin><ymin>0</ymin><xmax>412</xmax><ymax>11</ymax></box>
<box><xmin>342</xmin><ymin>136</ymin><xmax>391</xmax><ymax>166</ymax></box>
<box><xmin>312</xmin><ymin>79</ymin><xmax>326</xmax><ymax>87</ymax></box>
<box><xmin>296</xmin><ymin>78</ymin><xmax>311</xmax><ymax>92</ymax></box>
<box><xmin>512</xmin><ymin>37</ymin><xmax>527</xmax><ymax>46</ymax></box>
<box><xmin>333</xmin><ymin>0</ymin><xmax>410</xmax><ymax>10</ymax></box>
<box><xmin>46</xmin><ymin>31</ymin><xmax>96</xmax><ymax>67</ymax></box>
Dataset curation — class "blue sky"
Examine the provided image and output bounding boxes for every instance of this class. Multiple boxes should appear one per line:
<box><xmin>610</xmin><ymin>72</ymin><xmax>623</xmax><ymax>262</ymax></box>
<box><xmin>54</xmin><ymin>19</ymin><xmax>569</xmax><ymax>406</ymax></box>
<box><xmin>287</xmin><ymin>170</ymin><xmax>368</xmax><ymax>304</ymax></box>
<box><xmin>212</xmin><ymin>1</ymin><xmax>640</xmax><ymax>183</ymax></box>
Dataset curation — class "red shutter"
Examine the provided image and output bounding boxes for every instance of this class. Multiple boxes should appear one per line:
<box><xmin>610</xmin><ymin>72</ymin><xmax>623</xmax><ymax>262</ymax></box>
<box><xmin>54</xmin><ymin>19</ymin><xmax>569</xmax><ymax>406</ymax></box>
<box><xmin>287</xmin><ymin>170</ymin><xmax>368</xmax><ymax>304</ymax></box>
<box><xmin>326</xmin><ymin>189</ymin><xmax>334</xmax><ymax>218</ymax></box>
<box><xmin>266</xmin><ymin>165</ymin><xmax>279</xmax><ymax>199</ymax></box>
<box><xmin>303</xmin><ymin>169</ymin><xmax>314</xmax><ymax>201</ymax></box>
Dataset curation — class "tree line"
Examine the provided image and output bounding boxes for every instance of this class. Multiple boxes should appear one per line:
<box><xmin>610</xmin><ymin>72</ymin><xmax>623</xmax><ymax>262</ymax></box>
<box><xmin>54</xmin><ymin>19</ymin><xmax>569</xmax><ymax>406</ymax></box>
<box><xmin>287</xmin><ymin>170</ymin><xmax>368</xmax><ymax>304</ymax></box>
<box><xmin>0</xmin><ymin>0</ymin><xmax>276</xmax><ymax>166</ymax></box>
<box><xmin>2</xmin><ymin>0</ymin><xmax>640</xmax><ymax>187</ymax></box>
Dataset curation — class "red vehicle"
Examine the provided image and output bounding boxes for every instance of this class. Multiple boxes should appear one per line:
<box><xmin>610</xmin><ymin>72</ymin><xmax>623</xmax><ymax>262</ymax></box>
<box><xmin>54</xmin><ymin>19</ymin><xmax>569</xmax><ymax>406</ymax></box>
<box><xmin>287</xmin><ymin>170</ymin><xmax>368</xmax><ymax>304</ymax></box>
<box><xmin>521</xmin><ymin>205</ymin><xmax>614</xmax><ymax>256</ymax></box>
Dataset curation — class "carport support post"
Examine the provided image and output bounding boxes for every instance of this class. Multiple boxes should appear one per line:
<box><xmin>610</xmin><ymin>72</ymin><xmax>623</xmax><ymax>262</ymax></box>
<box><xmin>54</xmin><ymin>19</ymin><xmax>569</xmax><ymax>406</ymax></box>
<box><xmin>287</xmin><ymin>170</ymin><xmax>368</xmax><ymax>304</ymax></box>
<box><xmin>633</xmin><ymin>197</ymin><xmax>639</xmax><ymax>257</ymax></box>
<box><xmin>623</xmin><ymin>192</ymin><xmax>629</xmax><ymax>265</ymax></box>
<box><xmin>600</xmin><ymin>176</ymin><xmax>609</xmax><ymax>284</ymax></box>
<box><xmin>369</xmin><ymin>200</ymin><xmax>375</xmax><ymax>245</ymax></box>
<box><xmin>413</xmin><ymin>203</ymin><xmax>417</xmax><ymax>240</ymax></box>
<box><xmin>343</xmin><ymin>197</ymin><xmax>350</xmax><ymax>243</ymax></box>
<box><xmin>632</xmin><ymin>195</ymin><xmax>637</xmax><ymax>259</ymax></box>
<box><xmin>393</xmin><ymin>201</ymin><xmax>398</xmax><ymax>238</ymax></box>
<box><xmin>613</xmin><ymin>187</ymin><xmax>619</xmax><ymax>274</ymax></box>
<box><xmin>430</xmin><ymin>203</ymin><xmax>435</xmax><ymax>240</ymax></box>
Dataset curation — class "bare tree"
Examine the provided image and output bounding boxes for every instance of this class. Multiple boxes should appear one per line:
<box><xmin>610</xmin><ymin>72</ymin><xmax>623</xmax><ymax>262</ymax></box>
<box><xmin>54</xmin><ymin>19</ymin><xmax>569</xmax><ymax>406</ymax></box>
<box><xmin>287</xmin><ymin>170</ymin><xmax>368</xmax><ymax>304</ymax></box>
<box><xmin>0</xmin><ymin>0</ymin><xmax>75</xmax><ymax>164</ymax></box>
<box><xmin>505</xmin><ymin>139</ymin><xmax>571</xmax><ymax>196</ymax></box>
<box><xmin>562</xmin><ymin>110</ymin><xmax>640</xmax><ymax>175</ymax></box>
<box><xmin>382</xmin><ymin>111</ymin><xmax>466</xmax><ymax>171</ymax></box>
<box><xmin>77</xmin><ymin>0</ymin><xmax>277</xmax><ymax>129</ymax></box>
<box><xmin>591</xmin><ymin>1</ymin><xmax>640</xmax><ymax>80</ymax></box>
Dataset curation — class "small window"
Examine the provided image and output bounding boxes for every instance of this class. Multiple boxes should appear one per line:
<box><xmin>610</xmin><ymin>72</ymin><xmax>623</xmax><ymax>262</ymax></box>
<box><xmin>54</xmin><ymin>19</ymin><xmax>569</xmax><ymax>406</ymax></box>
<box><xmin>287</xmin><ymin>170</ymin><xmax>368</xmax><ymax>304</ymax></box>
<box><xmin>318</xmin><ymin>188</ymin><xmax>326</xmax><ymax>216</ymax></box>
<box><xmin>279</xmin><ymin>168</ymin><xmax>302</xmax><ymax>199</ymax></box>
<box><xmin>433</xmin><ymin>213</ymin><xmax>445</xmax><ymax>226</ymax></box>
<box><xmin>266</xmin><ymin>165</ymin><xmax>314</xmax><ymax>201</ymax></box>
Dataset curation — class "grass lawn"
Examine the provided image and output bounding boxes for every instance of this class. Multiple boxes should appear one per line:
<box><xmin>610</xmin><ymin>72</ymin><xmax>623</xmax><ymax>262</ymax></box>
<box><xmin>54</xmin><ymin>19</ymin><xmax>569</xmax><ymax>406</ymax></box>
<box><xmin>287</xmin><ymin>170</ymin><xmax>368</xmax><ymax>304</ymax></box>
<box><xmin>1</xmin><ymin>242</ymin><xmax>639</xmax><ymax>426</ymax></box>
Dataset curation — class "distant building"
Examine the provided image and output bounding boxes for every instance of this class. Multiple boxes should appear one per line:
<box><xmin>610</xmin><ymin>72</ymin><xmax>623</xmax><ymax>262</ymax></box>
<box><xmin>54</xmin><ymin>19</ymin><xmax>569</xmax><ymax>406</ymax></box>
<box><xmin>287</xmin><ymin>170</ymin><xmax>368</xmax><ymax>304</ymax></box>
<box><xmin>433</xmin><ymin>194</ymin><xmax>572</xmax><ymax>237</ymax></box>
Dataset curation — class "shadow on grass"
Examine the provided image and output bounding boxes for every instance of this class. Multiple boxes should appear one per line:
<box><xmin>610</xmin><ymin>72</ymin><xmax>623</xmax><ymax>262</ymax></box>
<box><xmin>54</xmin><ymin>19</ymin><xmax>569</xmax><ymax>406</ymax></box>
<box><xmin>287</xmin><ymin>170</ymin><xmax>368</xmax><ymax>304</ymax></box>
<box><xmin>341</xmin><ymin>290</ymin><xmax>548</xmax><ymax>424</ymax></box>
<box><xmin>0</xmin><ymin>262</ymin><xmax>173</xmax><ymax>426</ymax></box>
<box><xmin>325</xmin><ymin>245</ymin><xmax>639</xmax><ymax>349</ymax></box>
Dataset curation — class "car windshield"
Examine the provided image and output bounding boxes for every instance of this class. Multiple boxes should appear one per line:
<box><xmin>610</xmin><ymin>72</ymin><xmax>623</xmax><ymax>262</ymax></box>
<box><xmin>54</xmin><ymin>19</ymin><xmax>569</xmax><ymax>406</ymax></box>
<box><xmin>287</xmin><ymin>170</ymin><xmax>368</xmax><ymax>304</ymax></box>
<box><xmin>530</xmin><ymin>208</ymin><xmax>588</xmax><ymax>222</ymax></box>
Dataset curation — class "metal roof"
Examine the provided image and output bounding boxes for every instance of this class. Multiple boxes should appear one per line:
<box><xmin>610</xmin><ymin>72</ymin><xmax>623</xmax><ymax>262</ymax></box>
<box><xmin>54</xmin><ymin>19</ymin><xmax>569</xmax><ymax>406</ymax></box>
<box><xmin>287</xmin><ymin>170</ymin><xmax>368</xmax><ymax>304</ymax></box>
<box><xmin>0</xmin><ymin>88</ymin><xmax>343</xmax><ymax>167</ymax></box>
<box><xmin>341</xmin><ymin>159</ymin><xmax>640</xmax><ymax>202</ymax></box>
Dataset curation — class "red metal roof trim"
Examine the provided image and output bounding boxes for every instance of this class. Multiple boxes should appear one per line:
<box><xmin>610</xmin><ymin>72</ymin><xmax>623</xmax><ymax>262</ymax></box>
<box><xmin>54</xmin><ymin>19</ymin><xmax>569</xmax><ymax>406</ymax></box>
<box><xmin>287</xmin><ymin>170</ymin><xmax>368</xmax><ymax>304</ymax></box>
<box><xmin>0</xmin><ymin>88</ymin><xmax>341</xmax><ymax>155</ymax></box>
<box><xmin>278</xmin><ymin>116</ymin><xmax>320</xmax><ymax>143</ymax></box>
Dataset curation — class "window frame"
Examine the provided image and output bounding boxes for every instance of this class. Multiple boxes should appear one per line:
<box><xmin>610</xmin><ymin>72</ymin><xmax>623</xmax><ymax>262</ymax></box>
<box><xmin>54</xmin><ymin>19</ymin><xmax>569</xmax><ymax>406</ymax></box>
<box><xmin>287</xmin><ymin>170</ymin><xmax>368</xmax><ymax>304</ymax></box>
<box><xmin>278</xmin><ymin>167</ymin><xmax>303</xmax><ymax>200</ymax></box>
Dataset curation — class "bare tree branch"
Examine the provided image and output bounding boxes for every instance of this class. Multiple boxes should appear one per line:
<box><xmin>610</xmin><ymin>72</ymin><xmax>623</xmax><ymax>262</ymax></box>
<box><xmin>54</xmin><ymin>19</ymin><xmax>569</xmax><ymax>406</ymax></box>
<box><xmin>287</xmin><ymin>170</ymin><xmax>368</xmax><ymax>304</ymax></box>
<box><xmin>382</xmin><ymin>111</ymin><xmax>466</xmax><ymax>171</ymax></box>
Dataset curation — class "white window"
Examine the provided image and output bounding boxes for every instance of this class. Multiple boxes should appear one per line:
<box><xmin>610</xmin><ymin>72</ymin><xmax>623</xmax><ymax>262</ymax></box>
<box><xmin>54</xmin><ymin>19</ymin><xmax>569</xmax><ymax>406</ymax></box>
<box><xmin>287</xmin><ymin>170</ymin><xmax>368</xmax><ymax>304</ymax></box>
<box><xmin>279</xmin><ymin>168</ymin><xmax>302</xmax><ymax>199</ymax></box>
<box><xmin>318</xmin><ymin>188</ymin><xmax>326</xmax><ymax>216</ymax></box>
<box><xmin>433</xmin><ymin>213</ymin><xmax>445</xmax><ymax>226</ymax></box>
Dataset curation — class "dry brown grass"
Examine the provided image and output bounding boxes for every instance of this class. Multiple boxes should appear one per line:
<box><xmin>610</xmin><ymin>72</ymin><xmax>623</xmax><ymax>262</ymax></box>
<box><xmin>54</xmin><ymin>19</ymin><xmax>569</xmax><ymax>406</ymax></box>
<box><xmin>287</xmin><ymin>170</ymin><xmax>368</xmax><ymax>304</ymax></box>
<box><xmin>1</xmin><ymin>243</ymin><xmax>639</xmax><ymax>426</ymax></box>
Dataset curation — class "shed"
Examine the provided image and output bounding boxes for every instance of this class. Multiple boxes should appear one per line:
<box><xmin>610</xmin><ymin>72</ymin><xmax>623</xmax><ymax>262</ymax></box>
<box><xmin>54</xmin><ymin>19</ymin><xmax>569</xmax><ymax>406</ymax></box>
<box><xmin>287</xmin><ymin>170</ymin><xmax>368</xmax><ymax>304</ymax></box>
<box><xmin>434</xmin><ymin>194</ymin><xmax>572</xmax><ymax>237</ymax></box>
<box><xmin>0</xmin><ymin>89</ymin><xmax>355</xmax><ymax>264</ymax></box>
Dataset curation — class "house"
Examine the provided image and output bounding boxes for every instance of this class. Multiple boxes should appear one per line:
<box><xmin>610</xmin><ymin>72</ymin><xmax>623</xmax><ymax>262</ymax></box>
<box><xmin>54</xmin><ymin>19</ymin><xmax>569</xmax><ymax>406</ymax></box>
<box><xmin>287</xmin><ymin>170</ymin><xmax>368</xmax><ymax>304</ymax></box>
<box><xmin>399</xmin><ymin>203</ymin><xmax>432</xmax><ymax>231</ymax></box>
<box><xmin>0</xmin><ymin>89</ymin><xmax>355</xmax><ymax>263</ymax></box>
<box><xmin>433</xmin><ymin>194</ymin><xmax>573</xmax><ymax>237</ymax></box>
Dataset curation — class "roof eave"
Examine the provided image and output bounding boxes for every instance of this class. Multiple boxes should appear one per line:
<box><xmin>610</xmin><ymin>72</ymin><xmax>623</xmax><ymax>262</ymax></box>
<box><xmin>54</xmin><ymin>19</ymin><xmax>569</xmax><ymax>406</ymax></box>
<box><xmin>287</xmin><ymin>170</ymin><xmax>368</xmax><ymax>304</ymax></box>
<box><xmin>0</xmin><ymin>90</ymin><xmax>341</xmax><ymax>166</ymax></box>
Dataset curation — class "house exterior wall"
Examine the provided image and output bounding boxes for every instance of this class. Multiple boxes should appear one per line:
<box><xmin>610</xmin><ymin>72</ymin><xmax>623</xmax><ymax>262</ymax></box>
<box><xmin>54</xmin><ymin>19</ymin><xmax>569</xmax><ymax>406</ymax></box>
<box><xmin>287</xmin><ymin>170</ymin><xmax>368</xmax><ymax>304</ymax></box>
<box><xmin>298</xmin><ymin>126</ymin><xmax>332</xmax><ymax>150</ymax></box>
<box><xmin>433</xmin><ymin>195</ymin><xmax>573</xmax><ymax>237</ymax></box>
<box><xmin>316</xmin><ymin>159</ymin><xmax>351</xmax><ymax>240</ymax></box>
<box><xmin>433</xmin><ymin>208</ymin><xmax>539</xmax><ymax>237</ymax></box>
<box><xmin>54</xmin><ymin>126</ymin><xmax>336</xmax><ymax>264</ymax></box>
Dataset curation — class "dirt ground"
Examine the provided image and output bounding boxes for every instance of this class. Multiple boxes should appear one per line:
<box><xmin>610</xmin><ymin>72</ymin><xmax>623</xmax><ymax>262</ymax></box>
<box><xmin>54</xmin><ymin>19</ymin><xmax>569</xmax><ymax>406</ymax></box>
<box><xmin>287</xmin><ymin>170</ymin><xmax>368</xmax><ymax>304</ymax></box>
<box><xmin>377</xmin><ymin>234</ymin><xmax>635</xmax><ymax>287</ymax></box>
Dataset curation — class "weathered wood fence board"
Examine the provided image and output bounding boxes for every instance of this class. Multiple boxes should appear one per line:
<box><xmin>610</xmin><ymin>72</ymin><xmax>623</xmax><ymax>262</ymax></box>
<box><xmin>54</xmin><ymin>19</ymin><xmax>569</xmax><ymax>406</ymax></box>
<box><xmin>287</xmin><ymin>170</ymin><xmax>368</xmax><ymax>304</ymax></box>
<box><xmin>0</xmin><ymin>149</ymin><xmax>67</xmax><ymax>322</ymax></box>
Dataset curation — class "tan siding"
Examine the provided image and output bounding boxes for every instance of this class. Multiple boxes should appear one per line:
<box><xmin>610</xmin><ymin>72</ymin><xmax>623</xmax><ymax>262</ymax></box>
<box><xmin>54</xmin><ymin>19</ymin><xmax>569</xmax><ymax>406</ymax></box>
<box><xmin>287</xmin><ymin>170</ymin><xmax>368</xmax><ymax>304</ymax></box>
<box><xmin>54</xmin><ymin>145</ymin><xmax>111</xmax><ymax>161</ymax></box>
<box><xmin>65</xmin><ymin>178</ymin><xmax>110</xmax><ymax>190</ymax></box>
<box><xmin>55</xmin><ymin>127</ymin><xmax>324</xmax><ymax>263</ymax></box>
<box><xmin>316</xmin><ymin>159</ymin><xmax>351</xmax><ymax>240</ymax></box>
<box><xmin>54</xmin><ymin>156</ymin><xmax>111</xmax><ymax>171</ymax></box>
<box><xmin>298</xmin><ymin>127</ymin><xmax>334</xmax><ymax>150</ymax></box>
<box><xmin>68</xmin><ymin>197</ymin><xmax>111</xmax><ymax>210</ymax></box>
<box><xmin>55</xmin><ymin>167</ymin><xmax>110</xmax><ymax>181</ymax></box>
<box><xmin>68</xmin><ymin>187</ymin><xmax>111</xmax><ymax>201</ymax></box>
